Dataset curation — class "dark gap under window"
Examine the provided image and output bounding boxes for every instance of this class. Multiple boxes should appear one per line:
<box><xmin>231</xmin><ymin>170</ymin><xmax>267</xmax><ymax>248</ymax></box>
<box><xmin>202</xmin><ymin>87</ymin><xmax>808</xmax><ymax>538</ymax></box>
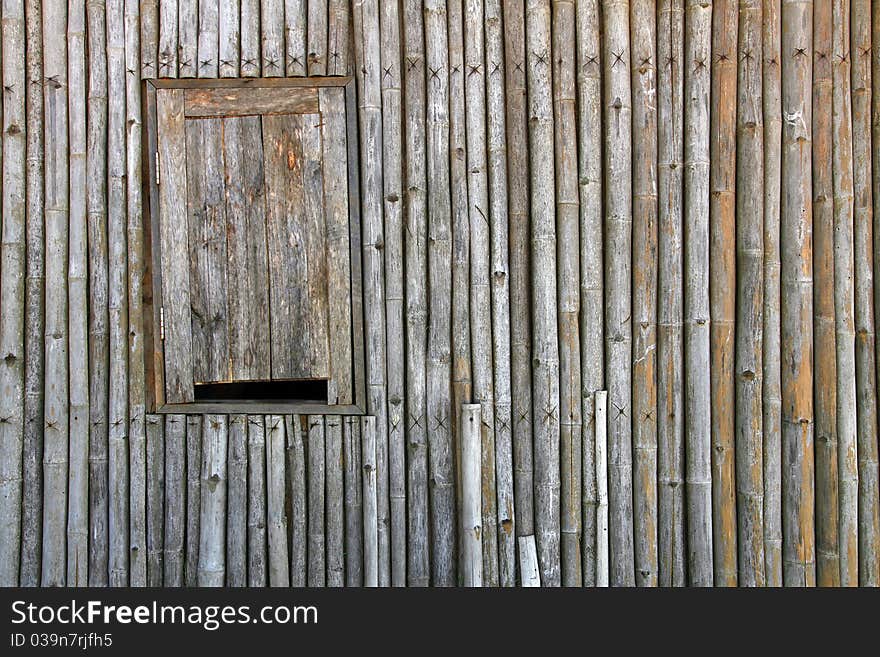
<box><xmin>193</xmin><ymin>379</ymin><xmax>329</xmax><ymax>404</ymax></box>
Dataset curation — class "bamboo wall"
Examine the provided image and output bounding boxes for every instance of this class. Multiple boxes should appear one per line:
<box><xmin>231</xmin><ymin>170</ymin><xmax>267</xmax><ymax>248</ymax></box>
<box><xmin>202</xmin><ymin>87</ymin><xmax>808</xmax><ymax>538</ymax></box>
<box><xmin>1</xmin><ymin>0</ymin><xmax>880</xmax><ymax>587</ymax></box>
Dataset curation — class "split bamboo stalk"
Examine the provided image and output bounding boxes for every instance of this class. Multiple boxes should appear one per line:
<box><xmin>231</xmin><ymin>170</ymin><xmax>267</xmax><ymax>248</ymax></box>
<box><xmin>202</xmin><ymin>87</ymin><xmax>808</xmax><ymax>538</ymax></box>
<box><xmin>518</xmin><ymin>535</ymin><xmax>540</xmax><ymax>586</ymax></box>
<box><xmin>576</xmin><ymin>0</ymin><xmax>603</xmax><ymax>586</ymax></box>
<box><xmin>158</xmin><ymin>0</ymin><xmax>177</xmax><ymax>76</ymax></box>
<box><xmin>352</xmin><ymin>0</ymin><xmax>391</xmax><ymax>586</ymax></box>
<box><xmin>486</xmin><ymin>0</ymin><xmax>516</xmax><ymax>588</ymax></box>
<box><xmin>378</xmin><ymin>0</ymin><xmax>406</xmax><ymax>589</ymax></box>
<box><xmin>552</xmin><ymin>0</ymin><xmax>583</xmax><ymax>588</ymax></box>
<box><xmin>41</xmin><ymin>0</ymin><xmax>70</xmax><ymax>587</ymax></box>
<box><xmin>448</xmin><ymin>0</ymin><xmax>472</xmax><ymax>582</ymax></box>
<box><xmin>197</xmin><ymin>0</ymin><xmax>219</xmax><ymax>77</ymax></box>
<box><xmin>683</xmin><ymin>0</ymin><xmax>713</xmax><ymax>586</ymax></box>
<box><xmin>873</xmin><ymin>0</ymin><xmax>880</xmax><ymax>500</ymax></box>
<box><xmin>266</xmin><ymin>415</ymin><xmax>289</xmax><ymax>586</ymax></box>
<box><xmin>656</xmin><ymin>0</ymin><xmax>686</xmax><ymax>587</ymax></box>
<box><xmin>163</xmin><ymin>415</ymin><xmax>185</xmax><ymax>586</ymax></box>
<box><xmin>327</xmin><ymin>0</ymin><xmax>349</xmax><ymax>75</ymax></box>
<box><xmin>284</xmin><ymin>0</ymin><xmax>306</xmax><ymax>75</ymax></box>
<box><xmin>185</xmin><ymin>415</ymin><xmax>202</xmax><ymax>586</ymax></box>
<box><xmin>735</xmin><ymin>0</ymin><xmax>766</xmax><ymax>587</ymax></box>
<box><xmin>709</xmin><ymin>0</ymin><xmax>739</xmax><ymax>587</ymax></box>
<box><xmin>261</xmin><ymin>0</ymin><xmax>283</xmax><ymax>76</ymax></box>
<box><xmin>240</xmin><ymin>0</ymin><xmax>259</xmax><ymax>76</ymax></box>
<box><xmin>602</xmin><ymin>0</ymin><xmax>635</xmax><ymax>586</ymax></box>
<box><xmin>362</xmin><ymin>415</ymin><xmax>379</xmax><ymax>587</ymax></box>
<box><xmin>308</xmin><ymin>0</ymin><xmax>327</xmax><ymax>75</ymax></box>
<box><xmin>630</xmin><ymin>0</ymin><xmax>659</xmax><ymax>587</ymax></box>
<box><xmin>461</xmin><ymin>404</ymin><xmax>483</xmax><ymax>587</ymax></box>
<box><xmin>178</xmin><ymin>0</ymin><xmax>196</xmax><ymax>76</ymax></box>
<box><xmin>851</xmin><ymin>0</ymin><xmax>880</xmax><ymax>586</ymax></box>
<box><xmin>402</xmin><ymin>0</ymin><xmax>429</xmax><ymax>588</ymax></box>
<box><xmin>343</xmin><ymin>416</ymin><xmax>363</xmax><ymax>586</ymax></box>
<box><xmin>146</xmin><ymin>415</ymin><xmax>164</xmax><ymax>586</ymax></box>
<box><xmin>0</xmin><ymin>0</ymin><xmax>26</xmax><ymax>587</ymax></box>
<box><xmin>226</xmin><ymin>415</ymin><xmax>247</xmax><ymax>587</ymax></box>
<box><xmin>247</xmin><ymin>416</ymin><xmax>267</xmax><ymax>587</ymax></box>
<box><xmin>425</xmin><ymin>0</ymin><xmax>456</xmax><ymax>586</ymax></box>
<box><xmin>326</xmin><ymin>416</ymin><xmax>344</xmax><ymax>587</ymax></box>
<box><xmin>308</xmin><ymin>416</ymin><xmax>327</xmax><ymax>586</ymax></box>
<box><xmin>812</xmin><ymin>0</ymin><xmax>840</xmax><ymax>587</ymax></box>
<box><xmin>125</xmin><ymin>0</ymin><xmax>146</xmax><ymax>587</ymax></box>
<box><xmin>284</xmin><ymin>415</ymin><xmax>306</xmax><ymax>585</ymax></box>
<box><xmin>198</xmin><ymin>415</ymin><xmax>227</xmax><ymax>586</ymax></box>
<box><xmin>762</xmin><ymin>0</ymin><xmax>783</xmax><ymax>586</ymax></box>
<box><xmin>19</xmin><ymin>0</ymin><xmax>45</xmax><ymax>588</ymax></box>
<box><xmin>86</xmin><ymin>0</ymin><xmax>109</xmax><ymax>588</ymax></box>
<box><xmin>140</xmin><ymin>0</ymin><xmax>158</xmax><ymax>77</ymax></box>
<box><xmin>780</xmin><ymin>0</ymin><xmax>815</xmax><ymax>587</ymax></box>
<box><xmin>504</xmin><ymin>0</ymin><xmax>534</xmax><ymax>560</ymax></box>
<box><xmin>831</xmin><ymin>0</ymin><xmax>859</xmax><ymax>586</ymax></box>
<box><xmin>526</xmin><ymin>0</ymin><xmax>561</xmax><ymax>588</ymax></box>
<box><xmin>595</xmin><ymin>391</ymin><xmax>609</xmax><ymax>587</ymax></box>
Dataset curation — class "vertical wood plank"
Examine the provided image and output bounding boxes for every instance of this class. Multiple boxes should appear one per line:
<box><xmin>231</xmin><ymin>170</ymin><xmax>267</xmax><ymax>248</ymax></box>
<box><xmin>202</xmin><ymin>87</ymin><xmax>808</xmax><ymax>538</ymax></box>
<box><xmin>326</xmin><ymin>416</ymin><xmax>344</xmax><ymax>586</ymax></box>
<box><xmin>327</xmin><ymin>0</ymin><xmax>349</xmax><ymax>75</ymax></box>
<box><xmin>240</xmin><ymin>0</ymin><xmax>260</xmax><ymax>76</ymax></box>
<box><xmin>158</xmin><ymin>0</ymin><xmax>178</xmax><ymax>77</ymax></box>
<box><xmin>266</xmin><ymin>415</ymin><xmax>289</xmax><ymax>586</ymax></box>
<box><xmin>141</xmin><ymin>0</ymin><xmax>159</xmax><ymax>77</ymax></box>
<box><xmin>218</xmin><ymin>0</ymin><xmax>239</xmax><ymax>77</ymax></box>
<box><xmin>308</xmin><ymin>0</ymin><xmax>328</xmax><ymax>75</ymax></box>
<box><xmin>343</xmin><ymin>416</ymin><xmax>363</xmax><ymax>586</ymax></box>
<box><xmin>146</xmin><ymin>415</ymin><xmax>165</xmax><ymax>586</ymax></box>
<box><xmin>226</xmin><ymin>414</ymin><xmax>247</xmax><ymax>586</ymax></box>
<box><xmin>197</xmin><ymin>0</ymin><xmax>219</xmax><ymax>77</ymax></box>
<box><xmin>285</xmin><ymin>0</ymin><xmax>307</xmax><ymax>75</ymax></box>
<box><xmin>285</xmin><ymin>415</ymin><xmax>307</xmax><ymax>585</ymax></box>
<box><xmin>262</xmin><ymin>0</ymin><xmax>284</xmax><ymax>76</ymax></box>
<box><xmin>197</xmin><ymin>414</ymin><xmax>227</xmax><ymax>586</ymax></box>
<box><xmin>178</xmin><ymin>0</ymin><xmax>197</xmax><ymax>77</ymax></box>
<box><xmin>163</xmin><ymin>414</ymin><xmax>186</xmax><ymax>586</ymax></box>
<box><xmin>307</xmin><ymin>416</ymin><xmax>326</xmax><ymax>586</ymax></box>
<box><xmin>247</xmin><ymin>415</ymin><xmax>267</xmax><ymax>586</ymax></box>
<box><xmin>184</xmin><ymin>415</ymin><xmax>202</xmax><ymax>586</ymax></box>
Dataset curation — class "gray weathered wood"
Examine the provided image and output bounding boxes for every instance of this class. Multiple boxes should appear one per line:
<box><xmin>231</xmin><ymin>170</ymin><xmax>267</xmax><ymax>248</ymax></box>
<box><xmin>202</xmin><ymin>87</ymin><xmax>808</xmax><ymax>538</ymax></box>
<box><xmin>460</xmin><ymin>404</ymin><xmax>483</xmax><ymax>587</ymax></box>
<box><xmin>326</xmin><ymin>416</ymin><xmax>344</xmax><ymax>586</ymax></box>
<box><xmin>197</xmin><ymin>0</ymin><xmax>219</xmax><ymax>77</ymax></box>
<box><xmin>308</xmin><ymin>0</ymin><xmax>328</xmax><ymax>75</ymax></box>
<box><xmin>141</xmin><ymin>0</ymin><xmax>158</xmax><ymax>77</ymax></box>
<box><xmin>266</xmin><ymin>415</ymin><xmax>289</xmax><ymax>586</ymax></box>
<box><xmin>260</xmin><ymin>0</ymin><xmax>283</xmax><ymax>76</ymax></box>
<box><xmin>240</xmin><ymin>0</ymin><xmax>259</xmax><ymax>76</ymax></box>
<box><xmin>184</xmin><ymin>415</ymin><xmax>202</xmax><ymax>585</ymax></box>
<box><xmin>158</xmin><ymin>0</ymin><xmax>178</xmax><ymax>76</ymax></box>
<box><xmin>146</xmin><ymin>415</ymin><xmax>165</xmax><ymax>586</ymax></box>
<box><xmin>361</xmin><ymin>415</ymin><xmax>379</xmax><ymax>586</ymax></box>
<box><xmin>343</xmin><ymin>416</ymin><xmax>363</xmax><ymax>586</ymax></box>
<box><xmin>163</xmin><ymin>415</ymin><xmax>186</xmax><ymax>586</ymax></box>
<box><xmin>285</xmin><ymin>414</ymin><xmax>307</xmax><ymax>585</ymax></box>
<box><xmin>327</xmin><ymin>0</ymin><xmax>349</xmax><ymax>75</ymax></box>
<box><xmin>178</xmin><ymin>0</ymin><xmax>197</xmax><ymax>77</ymax></box>
<box><xmin>247</xmin><ymin>415</ymin><xmax>267</xmax><ymax>586</ymax></box>
<box><xmin>595</xmin><ymin>391</ymin><xmax>609</xmax><ymax>587</ymax></box>
<box><xmin>308</xmin><ymin>416</ymin><xmax>327</xmax><ymax>586</ymax></box>
<box><xmin>198</xmin><ymin>414</ymin><xmax>227</xmax><ymax>586</ymax></box>
<box><xmin>285</xmin><ymin>0</ymin><xmax>306</xmax><ymax>75</ymax></box>
<box><xmin>226</xmin><ymin>415</ymin><xmax>248</xmax><ymax>586</ymax></box>
<box><xmin>218</xmin><ymin>0</ymin><xmax>239</xmax><ymax>77</ymax></box>
<box><xmin>518</xmin><ymin>535</ymin><xmax>540</xmax><ymax>587</ymax></box>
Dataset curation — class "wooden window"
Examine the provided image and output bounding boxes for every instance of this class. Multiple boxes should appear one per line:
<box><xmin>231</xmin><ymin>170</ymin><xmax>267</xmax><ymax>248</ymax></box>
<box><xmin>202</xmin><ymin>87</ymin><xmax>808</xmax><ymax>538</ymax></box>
<box><xmin>143</xmin><ymin>78</ymin><xmax>365</xmax><ymax>414</ymax></box>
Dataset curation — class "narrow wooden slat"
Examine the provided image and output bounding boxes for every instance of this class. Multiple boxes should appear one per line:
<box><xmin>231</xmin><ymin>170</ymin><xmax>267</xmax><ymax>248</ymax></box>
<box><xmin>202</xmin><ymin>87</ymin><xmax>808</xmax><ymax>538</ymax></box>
<box><xmin>178</xmin><ymin>0</ymin><xmax>197</xmax><ymax>77</ymax></box>
<box><xmin>141</xmin><ymin>0</ymin><xmax>159</xmax><ymax>77</ymax></box>
<box><xmin>266</xmin><ymin>415</ymin><xmax>289</xmax><ymax>585</ymax></box>
<box><xmin>343</xmin><ymin>416</ymin><xmax>363</xmax><ymax>586</ymax></box>
<box><xmin>595</xmin><ymin>391</ymin><xmax>609</xmax><ymax>586</ymax></box>
<box><xmin>197</xmin><ymin>0</ymin><xmax>219</xmax><ymax>77</ymax></box>
<box><xmin>307</xmin><ymin>416</ymin><xmax>327</xmax><ymax>586</ymax></box>
<box><xmin>308</xmin><ymin>0</ymin><xmax>328</xmax><ymax>75</ymax></box>
<box><xmin>518</xmin><ymin>536</ymin><xmax>541</xmax><ymax>586</ymax></box>
<box><xmin>146</xmin><ymin>415</ymin><xmax>165</xmax><ymax>586</ymax></box>
<box><xmin>285</xmin><ymin>0</ymin><xmax>307</xmax><ymax>75</ymax></box>
<box><xmin>226</xmin><ymin>414</ymin><xmax>248</xmax><ymax>586</ymax></box>
<box><xmin>361</xmin><ymin>415</ymin><xmax>379</xmax><ymax>586</ymax></box>
<box><xmin>163</xmin><ymin>414</ymin><xmax>186</xmax><ymax>586</ymax></box>
<box><xmin>261</xmin><ymin>0</ymin><xmax>284</xmax><ymax>77</ymax></box>
<box><xmin>197</xmin><ymin>414</ymin><xmax>227</xmax><ymax>586</ymax></box>
<box><xmin>158</xmin><ymin>0</ymin><xmax>178</xmax><ymax>77</ymax></box>
<box><xmin>240</xmin><ymin>0</ymin><xmax>260</xmax><ymax>76</ymax></box>
<box><xmin>327</xmin><ymin>0</ymin><xmax>349</xmax><ymax>75</ymax></box>
<box><xmin>184</xmin><ymin>415</ymin><xmax>202</xmax><ymax>586</ymax></box>
<box><xmin>247</xmin><ymin>415</ymin><xmax>267</xmax><ymax>586</ymax></box>
<box><xmin>218</xmin><ymin>0</ymin><xmax>239</xmax><ymax>77</ymax></box>
<box><xmin>326</xmin><ymin>416</ymin><xmax>344</xmax><ymax>586</ymax></box>
<box><xmin>285</xmin><ymin>415</ymin><xmax>307</xmax><ymax>585</ymax></box>
<box><xmin>184</xmin><ymin>86</ymin><xmax>319</xmax><ymax>117</ymax></box>
<box><xmin>460</xmin><ymin>404</ymin><xmax>483</xmax><ymax>587</ymax></box>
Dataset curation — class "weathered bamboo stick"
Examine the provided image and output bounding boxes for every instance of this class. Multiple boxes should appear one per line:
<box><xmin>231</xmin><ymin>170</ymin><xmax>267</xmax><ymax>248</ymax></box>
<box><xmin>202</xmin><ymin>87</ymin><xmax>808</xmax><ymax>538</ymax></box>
<box><xmin>284</xmin><ymin>0</ymin><xmax>306</xmax><ymax>75</ymax></box>
<box><xmin>602</xmin><ymin>0</ymin><xmax>635</xmax><ymax>586</ymax></box>
<box><xmin>595</xmin><ymin>391</ymin><xmax>609</xmax><ymax>587</ymax></box>
<box><xmin>261</xmin><ymin>0</ymin><xmax>283</xmax><ymax>76</ymax></box>
<box><xmin>226</xmin><ymin>415</ymin><xmax>247</xmax><ymax>587</ymax></box>
<box><xmin>378</xmin><ymin>0</ymin><xmax>406</xmax><ymax>589</ymax></box>
<box><xmin>812</xmin><ymin>0</ymin><xmax>840</xmax><ymax>587</ymax></box>
<box><xmin>851</xmin><ymin>0</ymin><xmax>880</xmax><ymax>586</ymax></box>
<box><xmin>343</xmin><ymin>416</ymin><xmax>363</xmax><ymax>586</ymax></box>
<box><xmin>403</xmin><ymin>0</ymin><xmax>429</xmax><ymax>588</ymax></box>
<box><xmin>327</xmin><ymin>0</ymin><xmax>349</xmax><ymax>75</ymax></box>
<box><xmin>197</xmin><ymin>0</ymin><xmax>219</xmax><ymax>77</ymax></box>
<box><xmin>157</xmin><ymin>0</ymin><xmax>177</xmax><ymax>76</ymax></box>
<box><xmin>41</xmin><ymin>0</ymin><xmax>70</xmax><ymax>587</ymax></box>
<box><xmin>762</xmin><ymin>0</ymin><xmax>783</xmax><ymax>587</ymax></box>
<box><xmin>307</xmin><ymin>0</ymin><xmax>327</xmax><ymax>75</ymax></box>
<box><xmin>873</xmin><ymin>0</ymin><xmax>880</xmax><ymax>512</ymax></box>
<box><xmin>504</xmin><ymin>0</ymin><xmax>534</xmax><ymax>565</ymax></box>
<box><xmin>630</xmin><ymin>0</ymin><xmax>659</xmax><ymax>587</ymax></box>
<box><xmin>352</xmin><ymin>0</ymin><xmax>391</xmax><ymax>586</ymax></box>
<box><xmin>185</xmin><ymin>416</ymin><xmax>202</xmax><ymax>586</ymax></box>
<box><xmin>709</xmin><ymin>0</ymin><xmax>739</xmax><ymax>587</ymax></box>
<box><xmin>284</xmin><ymin>415</ymin><xmax>306</xmax><ymax>585</ymax></box>
<box><xmin>326</xmin><ymin>416</ymin><xmax>344</xmax><ymax>587</ymax></box>
<box><xmin>308</xmin><ymin>416</ymin><xmax>327</xmax><ymax>586</ymax></box>
<box><xmin>0</xmin><ymin>0</ymin><xmax>26</xmax><ymax>587</ymax></box>
<box><xmin>240</xmin><ymin>0</ymin><xmax>259</xmax><ymax>76</ymax></box>
<box><xmin>198</xmin><ymin>415</ymin><xmax>227</xmax><ymax>586</ymax></box>
<box><xmin>146</xmin><ymin>415</ymin><xmax>164</xmax><ymax>586</ymax></box>
<box><xmin>832</xmin><ymin>0</ymin><xmax>858</xmax><ymax>588</ymax></box>
<box><xmin>526</xmin><ymin>0</ymin><xmax>561</xmax><ymax>588</ymax></box>
<box><xmin>656</xmin><ymin>0</ymin><xmax>686</xmax><ymax>587</ymax></box>
<box><xmin>266</xmin><ymin>415</ymin><xmax>289</xmax><ymax>586</ymax></box>
<box><xmin>735</xmin><ymin>0</ymin><xmax>766</xmax><ymax>587</ymax></box>
<box><xmin>552</xmin><ymin>0</ymin><xmax>583</xmax><ymax>588</ymax></box>
<box><xmin>780</xmin><ymin>0</ymin><xmax>815</xmax><ymax>587</ymax></box>
<box><xmin>461</xmin><ymin>404</ymin><xmax>483</xmax><ymax>587</ymax></box>
<box><xmin>362</xmin><ymin>415</ymin><xmax>379</xmax><ymax>586</ymax></box>
<box><xmin>20</xmin><ymin>0</ymin><xmax>46</xmax><ymax>588</ymax></box>
<box><xmin>163</xmin><ymin>415</ymin><xmax>186</xmax><ymax>586</ymax></box>
<box><xmin>218</xmin><ymin>0</ymin><xmax>237</xmax><ymax>76</ymax></box>
<box><xmin>247</xmin><ymin>415</ymin><xmax>267</xmax><ymax>587</ymax></box>
<box><xmin>178</xmin><ymin>0</ymin><xmax>196</xmax><ymax>76</ymax></box>
<box><xmin>683</xmin><ymin>0</ymin><xmax>713</xmax><ymax>586</ymax></box>
<box><xmin>518</xmin><ymin>535</ymin><xmax>540</xmax><ymax>586</ymax></box>
<box><xmin>140</xmin><ymin>0</ymin><xmax>158</xmax><ymax>77</ymax></box>
<box><xmin>425</xmin><ymin>0</ymin><xmax>457</xmax><ymax>586</ymax></box>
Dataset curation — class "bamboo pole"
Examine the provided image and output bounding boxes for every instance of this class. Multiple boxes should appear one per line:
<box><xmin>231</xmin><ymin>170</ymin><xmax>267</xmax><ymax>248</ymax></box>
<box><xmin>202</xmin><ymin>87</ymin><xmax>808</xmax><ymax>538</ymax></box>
<box><xmin>832</xmin><ymin>0</ymin><xmax>858</xmax><ymax>588</ymax></box>
<box><xmin>812</xmin><ymin>0</ymin><xmax>839</xmax><ymax>587</ymax></box>
<box><xmin>504</xmin><ymin>0</ymin><xmax>534</xmax><ymax>563</ymax></box>
<box><xmin>344</xmin><ymin>416</ymin><xmax>363</xmax><ymax>586</ymax></box>
<box><xmin>158</xmin><ymin>0</ymin><xmax>177</xmax><ymax>76</ymax></box>
<box><xmin>518</xmin><ymin>535</ymin><xmax>540</xmax><ymax>586</ymax></box>
<box><xmin>163</xmin><ymin>415</ymin><xmax>185</xmax><ymax>586</ymax></box>
<box><xmin>461</xmin><ymin>404</ymin><xmax>483</xmax><ymax>587</ymax></box>
<box><xmin>595</xmin><ymin>391</ymin><xmax>609</xmax><ymax>587</ymax></box>
<box><xmin>709</xmin><ymin>0</ymin><xmax>738</xmax><ymax>587</ymax></box>
<box><xmin>362</xmin><ymin>415</ymin><xmax>379</xmax><ymax>586</ymax></box>
<box><xmin>851</xmin><ymin>0</ymin><xmax>880</xmax><ymax>586</ymax></box>
<box><xmin>327</xmin><ymin>0</ymin><xmax>349</xmax><ymax>76</ymax></box>
<box><xmin>41</xmin><ymin>0</ymin><xmax>70</xmax><ymax>587</ymax></box>
<box><xmin>780</xmin><ymin>0</ymin><xmax>815</xmax><ymax>587</ymax></box>
<box><xmin>285</xmin><ymin>0</ymin><xmax>306</xmax><ymax>75</ymax></box>
<box><xmin>179</xmin><ymin>0</ymin><xmax>196</xmax><ymax>76</ymax></box>
<box><xmin>197</xmin><ymin>0</ymin><xmax>219</xmax><ymax>77</ymax></box>
<box><xmin>526</xmin><ymin>0</ymin><xmax>561</xmax><ymax>588</ymax></box>
<box><xmin>352</xmin><ymin>0</ymin><xmax>391</xmax><ymax>586</ymax></box>
<box><xmin>308</xmin><ymin>416</ymin><xmax>326</xmax><ymax>586</ymax></box>
<box><xmin>19</xmin><ymin>0</ymin><xmax>45</xmax><ymax>588</ymax></box>
<box><xmin>198</xmin><ymin>415</ymin><xmax>227</xmax><ymax>586</ymax></box>
<box><xmin>683</xmin><ymin>0</ymin><xmax>713</xmax><ymax>586</ymax></box>
<box><xmin>261</xmin><ymin>0</ymin><xmax>282</xmax><ymax>76</ymax></box>
<box><xmin>185</xmin><ymin>416</ymin><xmax>202</xmax><ymax>586</ymax></box>
<box><xmin>735</xmin><ymin>0</ymin><xmax>766</xmax><ymax>587</ymax></box>
<box><xmin>140</xmin><ymin>0</ymin><xmax>158</xmax><ymax>77</ymax></box>
<box><xmin>247</xmin><ymin>416</ymin><xmax>267</xmax><ymax>587</ymax></box>
<box><xmin>285</xmin><ymin>415</ymin><xmax>306</xmax><ymax>585</ymax></box>
<box><xmin>326</xmin><ymin>416</ymin><xmax>344</xmax><ymax>587</ymax></box>
<box><xmin>378</xmin><ymin>0</ymin><xmax>407</xmax><ymax>589</ymax></box>
<box><xmin>873</xmin><ymin>0</ymin><xmax>880</xmax><ymax>512</ymax></box>
<box><xmin>552</xmin><ymin>0</ymin><xmax>583</xmax><ymax>588</ymax></box>
<box><xmin>656</xmin><ymin>0</ymin><xmax>686</xmax><ymax>587</ymax></box>
<box><xmin>307</xmin><ymin>0</ymin><xmax>327</xmax><ymax>75</ymax></box>
<box><xmin>602</xmin><ymin>0</ymin><xmax>635</xmax><ymax>586</ymax></box>
<box><xmin>402</xmin><ymin>0</ymin><xmax>428</xmax><ymax>588</ymax></box>
<box><xmin>266</xmin><ymin>415</ymin><xmax>289</xmax><ymax>586</ymax></box>
<box><xmin>240</xmin><ymin>0</ymin><xmax>258</xmax><ymax>76</ymax></box>
<box><xmin>630</xmin><ymin>0</ymin><xmax>659</xmax><ymax>587</ymax></box>
<box><xmin>425</xmin><ymin>0</ymin><xmax>456</xmax><ymax>586</ymax></box>
<box><xmin>145</xmin><ymin>415</ymin><xmax>164</xmax><ymax>586</ymax></box>
<box><xmin>0</xmin><ymin>0</ymin><xmax>26</xmax><ymax>587</ymax></box>
<box><xmin>226</xmin><ymin>415</ymin><xmax>247</xmax><ymax>587</ymax></box>
<box><xmin>762</xmin><ymin>0</ymin><xmax>783</xmax><ymax>587</ymax></box>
